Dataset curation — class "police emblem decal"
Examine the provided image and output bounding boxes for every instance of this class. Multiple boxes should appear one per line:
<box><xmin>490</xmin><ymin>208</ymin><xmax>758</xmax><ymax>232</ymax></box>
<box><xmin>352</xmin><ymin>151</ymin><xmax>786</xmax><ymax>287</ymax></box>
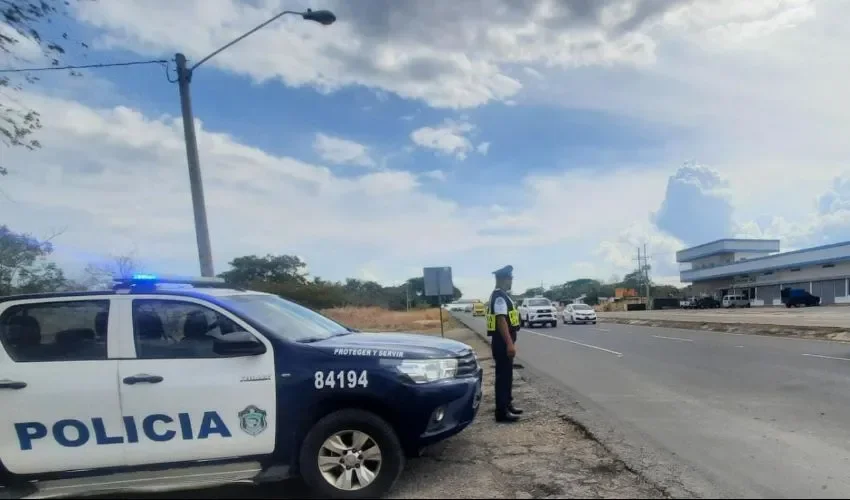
<box><xmin>238</xmin><ymin>405</ymin><xmax>268</xmax><ymax>436</ymax></box>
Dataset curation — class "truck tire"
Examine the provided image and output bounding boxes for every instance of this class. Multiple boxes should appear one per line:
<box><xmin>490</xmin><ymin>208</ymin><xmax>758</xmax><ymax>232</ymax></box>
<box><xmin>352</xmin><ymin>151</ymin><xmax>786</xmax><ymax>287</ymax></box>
<box><xmin>299</xmin><ymin>409</ymin><xmax>404</xmax><ymax>499</ymax></box>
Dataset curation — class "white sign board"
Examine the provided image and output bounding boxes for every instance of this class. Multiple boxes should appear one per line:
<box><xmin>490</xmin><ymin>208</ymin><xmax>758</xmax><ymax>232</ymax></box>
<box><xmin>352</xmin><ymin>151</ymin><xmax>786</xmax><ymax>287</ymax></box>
<box><xmin>423</xmin><ymin>266</ymin><xmax>454</xmax><ymax>297</ymax></box>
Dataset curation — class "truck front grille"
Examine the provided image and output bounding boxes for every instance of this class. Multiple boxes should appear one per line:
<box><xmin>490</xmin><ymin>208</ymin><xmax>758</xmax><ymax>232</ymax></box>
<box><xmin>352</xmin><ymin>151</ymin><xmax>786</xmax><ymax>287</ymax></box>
<box><xmin>456</xmin><ymin>351</ymin><xmax>479</xmax><ymax>378</ymax></box>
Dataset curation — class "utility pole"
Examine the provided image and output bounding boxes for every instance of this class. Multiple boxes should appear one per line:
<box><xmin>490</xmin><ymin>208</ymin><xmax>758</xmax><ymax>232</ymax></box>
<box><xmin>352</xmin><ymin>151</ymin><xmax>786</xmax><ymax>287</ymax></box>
<box><xmin>175</xmin><ymin>53</ymin><xmax>214</xmax><ymax>277</ymax></box>
<box><xmin>406</xmin><ymin>281</ymin><xmax>410</xmax><ymax>312</ymax></box>
<box><xmin>171</xmin><ymin>9</ymin><xmax>335</xmax><ymax>278</ymax></box>
<box><xmin>643</xmin><ymin>243</ymin><xmax>651</xmax><ymax>308</ymax></box>
<box><xmin>636</xmin><ymin>247</ymin><xmax>643</xmax><ymax>301</ymax></box>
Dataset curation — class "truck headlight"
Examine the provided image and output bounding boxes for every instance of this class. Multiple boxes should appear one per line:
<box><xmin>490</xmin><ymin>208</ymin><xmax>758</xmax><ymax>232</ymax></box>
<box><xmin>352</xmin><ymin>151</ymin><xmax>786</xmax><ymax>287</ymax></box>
<box><xmin>396</xmin><ymin>359</ymin><xmax>458</xmax><ymax>383</ymax></box>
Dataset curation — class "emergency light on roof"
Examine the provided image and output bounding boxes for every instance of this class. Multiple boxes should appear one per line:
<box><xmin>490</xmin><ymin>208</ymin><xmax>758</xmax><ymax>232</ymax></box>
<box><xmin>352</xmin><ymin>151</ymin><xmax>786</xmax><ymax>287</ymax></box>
<box><xmin>112</xmin><ymin>274</ymin><xmax>227</xmax><ymax>291</ymax></box>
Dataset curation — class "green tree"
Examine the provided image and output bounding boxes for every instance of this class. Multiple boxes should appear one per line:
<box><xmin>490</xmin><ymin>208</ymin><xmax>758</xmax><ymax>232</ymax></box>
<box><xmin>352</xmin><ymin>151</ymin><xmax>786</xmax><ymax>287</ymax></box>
<box><xmin>0</xmin><ymin>225</ymin><xmax>68</xmax><ymax>294</ymax></box>
<box><xmin>219</xmin><ymin>254</ymin><xmax>308</xmax><ymax>287</ymax></box>
<box><xmin>1</xmin><ymin>0</ymin><xmax>92</xmax><ymax>176</ymax></box>
<box><xmin>217</xmin><ymin>255</ymin><xmax>463</xmax><ymax>311</ymax></box>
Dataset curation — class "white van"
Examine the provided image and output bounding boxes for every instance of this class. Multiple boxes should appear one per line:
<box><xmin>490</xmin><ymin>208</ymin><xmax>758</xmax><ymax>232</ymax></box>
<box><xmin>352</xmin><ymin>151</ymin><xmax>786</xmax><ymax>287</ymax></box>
<box><xmin>722</xmin><ymin>294</ymin><xmax>750</xmax><ymax>308</ymax></box>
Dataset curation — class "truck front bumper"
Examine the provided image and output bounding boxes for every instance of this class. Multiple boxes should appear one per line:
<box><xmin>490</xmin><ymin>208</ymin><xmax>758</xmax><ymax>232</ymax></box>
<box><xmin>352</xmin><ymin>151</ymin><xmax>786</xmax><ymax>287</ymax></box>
<box><xmin>396</xmin><ymin>368</ymin><xmax>484</xmax><ymax>450</ymax></box>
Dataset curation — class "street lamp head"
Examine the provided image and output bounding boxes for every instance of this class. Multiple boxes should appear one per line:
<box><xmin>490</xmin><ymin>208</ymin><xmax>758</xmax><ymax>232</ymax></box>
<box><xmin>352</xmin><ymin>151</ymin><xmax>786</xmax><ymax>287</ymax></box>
<box><xmin>302</xmin><ymin>8</ymin><xmax>336</xmax><ymax>25</ymax></box>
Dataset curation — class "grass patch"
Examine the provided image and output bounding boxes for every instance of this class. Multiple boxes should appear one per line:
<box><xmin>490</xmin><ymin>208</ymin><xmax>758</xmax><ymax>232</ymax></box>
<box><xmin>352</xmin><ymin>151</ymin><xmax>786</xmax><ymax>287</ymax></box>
<box><xmin>322</xmin><ymin>306</ymin><xmax>460</xmax><ymax>333</ymax></box>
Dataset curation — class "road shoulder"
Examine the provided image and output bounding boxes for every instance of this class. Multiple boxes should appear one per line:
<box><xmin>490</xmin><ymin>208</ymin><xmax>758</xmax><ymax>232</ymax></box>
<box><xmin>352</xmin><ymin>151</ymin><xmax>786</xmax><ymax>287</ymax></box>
<box><xmin>452</xmin><ymin>314</ymin><xmax>729</xmax><ymax>499</ymax></box>
<box><xmin>388</xmin><ymin>327</ymin><xmax>666</xmax><ymax>499</ymax></box>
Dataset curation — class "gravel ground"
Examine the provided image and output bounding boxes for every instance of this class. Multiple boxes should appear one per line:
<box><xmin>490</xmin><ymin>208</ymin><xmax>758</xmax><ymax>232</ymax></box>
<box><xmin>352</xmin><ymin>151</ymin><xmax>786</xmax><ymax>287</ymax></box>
<box><xmin>135</xmin><ymin>327</ymin><xmax>665</xmax><ymax>499</ymax></box>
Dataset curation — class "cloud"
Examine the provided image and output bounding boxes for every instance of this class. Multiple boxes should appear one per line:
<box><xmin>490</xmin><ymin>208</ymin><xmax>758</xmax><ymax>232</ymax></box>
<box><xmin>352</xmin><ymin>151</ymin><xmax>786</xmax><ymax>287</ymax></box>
<box><xmin>2</xmin><ymin>90</ymin><xmax>690</xmax><ymax>291</ymax></box>
<box><xmin>69</xmin><ymin>0</ymin><xmax>809</xmax><ymax>109</ymax></box>
<box><xmin>476</xmin><ymin>142</ymin><xmax>491</xmax><ymax>155</ymax></box>
<box><xmin>410</xmin><ymin>119</ymin><xmax>476</xmax><ymax>160</ymax></box>
<box><xmin>735</xmin><ymin>171</ymin><xmax>850</xmax><ymax>249</ymax></box>
<box><xmin>653</xmin><ymin>163</ymin><xmax>734</xmax><ymax>246</ymax></box>
<box><xmin>312</xmin><ymin>133</ymin><xmax>375</xmax><ymax>167</ymax></box>
<box><xmin>595</xmin><ymin>221</ymin><xmax>685</xmax><ymax>281</ymax></box>
<box><xmin>1</xmin><ymin>92</ymin><xmax>491</xmax><ymax>277</ymax></box>
<box><xmin>422</xmin><ymin>170</ymin><xmax>447</xmax><ymax>182</ymax></box>
<box><xmin>523</xmin><ymin>67</ymin><xmax>544</xmax><ymax>80</ymax></box>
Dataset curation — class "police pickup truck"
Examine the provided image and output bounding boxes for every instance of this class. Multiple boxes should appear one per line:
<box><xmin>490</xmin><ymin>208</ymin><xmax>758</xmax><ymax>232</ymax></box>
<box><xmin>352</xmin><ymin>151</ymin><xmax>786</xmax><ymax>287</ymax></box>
<box><xmin>0</xmin><ymin>275</ymin><xmax>482</xmax><ymax>499</ymax></box>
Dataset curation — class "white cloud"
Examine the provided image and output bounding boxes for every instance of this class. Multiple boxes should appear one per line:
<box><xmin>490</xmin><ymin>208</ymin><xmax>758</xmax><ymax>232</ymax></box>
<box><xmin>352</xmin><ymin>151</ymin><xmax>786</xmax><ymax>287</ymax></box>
<box><xmin>2</xmin><ymin>91</ymin><xmax>688</xmax><ymax>292</ymax></box>
<box><xmin>422</xmin><ymin>170</ymin><xmax>447</xmax><ymax>182</ymax></box>
<box><xmin>410</xmin><ymin>119</ymin><xmax>476</xmax><ymax>160</ymax></box>
<box><xmin>69</xmin><ymin>0</ymin><xmax>816</xmax><ymax>110</ymax></box>
<box><xmin>312</xmin><ymin>133</ymin><xmax>375</xmax><ymax>167</ymax></box>
<box><xmin>0</xmin><ymin>22</ymin><xmax>45</xmax><ymax>63</ymax></box>
<box><xmin>10</xmin><ymin>0</ymin><xmax>850</xmax><ymax>297</ymax></box>
<box><xmin>522</xmin><ymin>67</ymin><xmax>544</xmax><ymax>80</ymax></box>
<box><xmin>653</xmin><ymin>163</ymin><xmax>734</xmax><ymax>246</ymax></box>
<box><xmin>1</xmin><ymin>92</ymin><xmax>488</xmax><ymax>278</ymax></box>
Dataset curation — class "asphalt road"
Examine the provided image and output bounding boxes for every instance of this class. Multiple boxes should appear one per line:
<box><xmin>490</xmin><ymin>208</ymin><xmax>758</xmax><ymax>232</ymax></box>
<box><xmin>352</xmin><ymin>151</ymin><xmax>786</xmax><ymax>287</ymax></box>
<box><xmin>457</xmin><ymin>314</ymin><xmax>850</xmax><ymax>499</ymax></box>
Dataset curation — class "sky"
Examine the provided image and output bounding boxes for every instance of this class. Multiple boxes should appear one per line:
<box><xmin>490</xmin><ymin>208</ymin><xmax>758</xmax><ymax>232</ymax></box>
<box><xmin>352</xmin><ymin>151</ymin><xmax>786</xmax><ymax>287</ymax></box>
<box><xmin>2</xmin><ymin>0</ymin><xmax>850</xmax><ymax>301</ymax></box>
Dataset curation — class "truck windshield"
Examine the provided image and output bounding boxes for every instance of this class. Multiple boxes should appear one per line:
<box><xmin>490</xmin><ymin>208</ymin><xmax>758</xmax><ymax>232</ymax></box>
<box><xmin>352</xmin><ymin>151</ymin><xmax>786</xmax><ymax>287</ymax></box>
<box><xmin>220</xmin><ymin>294</ymin><xmax>352</xmax><ymax>343</ymax></box>
<box><xmin>528</xmin><ymin>299</ymin><xmax>550</xmax><ymax>307</ymax></box>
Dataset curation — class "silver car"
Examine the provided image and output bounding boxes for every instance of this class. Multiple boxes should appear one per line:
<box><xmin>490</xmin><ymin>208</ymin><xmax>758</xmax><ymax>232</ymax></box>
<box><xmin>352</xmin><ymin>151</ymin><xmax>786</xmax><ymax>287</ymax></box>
<box><xmin>563</xmin><ymin>303</ymin><xmax>598</xmax><ymax>324</ymax></box>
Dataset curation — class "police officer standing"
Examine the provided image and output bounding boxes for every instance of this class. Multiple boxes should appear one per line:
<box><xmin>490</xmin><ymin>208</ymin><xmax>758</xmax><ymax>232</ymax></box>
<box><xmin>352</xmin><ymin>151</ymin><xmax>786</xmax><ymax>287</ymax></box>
<box><xmin>486</xmin><ymin>265</ymin><xmax>523</xmax><ymax>423</ymax></box>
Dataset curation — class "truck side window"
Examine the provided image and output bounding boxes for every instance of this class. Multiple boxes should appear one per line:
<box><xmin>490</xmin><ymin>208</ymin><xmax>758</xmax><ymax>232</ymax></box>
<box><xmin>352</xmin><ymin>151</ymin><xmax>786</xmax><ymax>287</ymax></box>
<box><xmin>0</xmin><ymin>300</ymin><xmax>110</xmax><ymax>362</ymax></box>
<box><xmin>132</xmin><ymin>299</ymin><xmax>250</xmax><ymax>360</ymax></box>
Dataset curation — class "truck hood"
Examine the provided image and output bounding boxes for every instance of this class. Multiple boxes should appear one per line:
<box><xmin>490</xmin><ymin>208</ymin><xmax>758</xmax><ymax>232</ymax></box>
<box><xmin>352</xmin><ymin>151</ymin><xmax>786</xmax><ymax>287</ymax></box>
<box><xmin>308</xmin><ymin>332</ymin><xmax>472</xmax><ymax>360</ymax></box>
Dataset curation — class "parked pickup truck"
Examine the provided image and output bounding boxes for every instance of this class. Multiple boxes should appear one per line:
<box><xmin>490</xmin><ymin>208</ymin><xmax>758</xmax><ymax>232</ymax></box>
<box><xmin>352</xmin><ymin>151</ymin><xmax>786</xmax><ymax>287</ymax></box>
<box><xmin>679</xmin><ymin>297</ymin><xmax>697</xmax><ymax>309</ymax></box>
<box><xmin>694</xmin><ymin>296</ymin><xmax>721</xmax><ymax>309</ymax></box>
<box><xmin>781</xmin><ymin>287</ymin><xmax>821</xmax><ymax>307</ymax></box>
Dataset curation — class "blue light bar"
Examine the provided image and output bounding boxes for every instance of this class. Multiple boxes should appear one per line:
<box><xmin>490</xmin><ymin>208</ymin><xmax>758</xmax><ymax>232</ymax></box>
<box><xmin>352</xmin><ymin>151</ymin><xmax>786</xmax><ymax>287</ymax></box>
<box><xmin>112</xmin><ymin>274</ymin><xmax>227</xmax><ymax>289</ymax></box>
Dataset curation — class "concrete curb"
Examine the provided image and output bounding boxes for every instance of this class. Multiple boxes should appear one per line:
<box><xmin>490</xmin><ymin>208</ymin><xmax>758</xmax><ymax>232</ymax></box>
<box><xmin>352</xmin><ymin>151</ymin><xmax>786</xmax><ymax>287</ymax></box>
<box><xmin>599</xmin><ymin>317</ymin><xmax>850</xmax><ymax>343</ymax></box>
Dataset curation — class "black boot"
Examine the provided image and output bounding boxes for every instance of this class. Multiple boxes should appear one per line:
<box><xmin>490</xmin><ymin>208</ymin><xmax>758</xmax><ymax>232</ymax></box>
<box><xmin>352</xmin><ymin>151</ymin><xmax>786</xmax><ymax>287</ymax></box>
<box><xmin>495</xmin><ymin>411</ymin><xmax>520</xmax><ymax>423</ymax></box>
<box><xmin>508</xmin><ymin>404</ymin><xmax>524</xmax><ymax>415</ymax></box>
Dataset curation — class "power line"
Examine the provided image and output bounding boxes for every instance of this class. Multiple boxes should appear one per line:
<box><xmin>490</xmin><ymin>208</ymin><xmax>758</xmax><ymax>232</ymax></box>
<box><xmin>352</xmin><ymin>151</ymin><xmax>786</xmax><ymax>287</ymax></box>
<box><xmin>0</xmin><ymin>59</ymin><xmax>169</xmax><ymax>74</ymax></box>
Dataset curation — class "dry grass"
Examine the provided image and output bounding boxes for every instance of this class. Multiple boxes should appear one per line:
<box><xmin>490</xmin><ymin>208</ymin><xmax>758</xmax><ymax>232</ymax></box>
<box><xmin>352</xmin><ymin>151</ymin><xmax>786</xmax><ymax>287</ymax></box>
<box><xmin>321</xmin><ymin>306</ymin><xmax>460</xmax><ymax>333</ymax></box>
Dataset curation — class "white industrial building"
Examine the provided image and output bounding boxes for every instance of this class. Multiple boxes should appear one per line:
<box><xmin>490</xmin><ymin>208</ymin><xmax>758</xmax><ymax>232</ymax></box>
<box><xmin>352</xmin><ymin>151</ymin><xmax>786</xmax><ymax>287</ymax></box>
<box><xmin>677</xmin><ymin>239</ymin><xmax>850</xmax><ymax>306</ymax></box>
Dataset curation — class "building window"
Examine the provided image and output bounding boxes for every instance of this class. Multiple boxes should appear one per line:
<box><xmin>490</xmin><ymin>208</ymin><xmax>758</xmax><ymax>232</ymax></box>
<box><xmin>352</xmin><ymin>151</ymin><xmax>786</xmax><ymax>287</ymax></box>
<box><xmin>790</xmin><ymin>268</ymin><xmax>801</xmax><ymax>272</ymax></box>
<box><xmin>762</xmin><ymin>271</ymin><xmax>773</xmax><ymax>276</ymax></box>
<box><xmin>823</xmin><ymin>263</ymin><xmax>835</xmax><ymax>268</ymax></box>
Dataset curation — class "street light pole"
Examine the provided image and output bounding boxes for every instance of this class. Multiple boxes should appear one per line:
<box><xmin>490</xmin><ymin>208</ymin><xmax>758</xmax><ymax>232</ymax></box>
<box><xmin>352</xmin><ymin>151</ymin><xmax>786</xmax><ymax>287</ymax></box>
<box><xmin>174</xmin><ymin>9</ymin><xmax>336</xmax><ymax>277</ymax></box>
<box><xmin>176</xmin><ymin>53</ymin><xmax>214</xmax><ymax>277</ymax></box>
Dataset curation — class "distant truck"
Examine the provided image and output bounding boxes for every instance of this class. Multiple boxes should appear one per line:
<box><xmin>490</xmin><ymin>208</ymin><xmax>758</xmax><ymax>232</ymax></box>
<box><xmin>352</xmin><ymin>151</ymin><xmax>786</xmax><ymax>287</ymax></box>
<box><xmin>781</xmin><ymin>287</ymin><xmax>821</xmax><ymax>308</ymax></box>
<box><xmin>694</xmin><ymin>296</ymin><xmax>721</xmax><ymax>309</ymax></box>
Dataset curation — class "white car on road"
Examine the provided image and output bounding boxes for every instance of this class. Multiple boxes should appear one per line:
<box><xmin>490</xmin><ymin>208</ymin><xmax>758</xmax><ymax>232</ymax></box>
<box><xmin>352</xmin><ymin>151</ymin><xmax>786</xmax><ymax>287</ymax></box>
<box><xmin>563</xmin><ymin>303</ymin><xmax>597</xmax><ymax>324</ymax></box>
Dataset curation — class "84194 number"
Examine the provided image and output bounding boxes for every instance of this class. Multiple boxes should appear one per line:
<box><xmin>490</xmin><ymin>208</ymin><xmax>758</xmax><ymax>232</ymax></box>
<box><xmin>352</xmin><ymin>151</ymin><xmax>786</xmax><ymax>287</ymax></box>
<box><xmin>314</xmin><ymin>370</ymin><xmax>369</xmax><ymax>390</ymax></box>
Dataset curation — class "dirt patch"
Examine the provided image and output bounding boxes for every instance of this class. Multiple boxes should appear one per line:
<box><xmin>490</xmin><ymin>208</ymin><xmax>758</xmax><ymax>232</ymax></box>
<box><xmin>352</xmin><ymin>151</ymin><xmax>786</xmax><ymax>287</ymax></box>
<box><xmin>600</xmin><ymin>317</ymin><xmax>850</xmax><ymax>342</ymax></box>
<box><xmin>321</xmin><ymin>306</ymin><xmax>460</xmax><ymax>333</ymax></box>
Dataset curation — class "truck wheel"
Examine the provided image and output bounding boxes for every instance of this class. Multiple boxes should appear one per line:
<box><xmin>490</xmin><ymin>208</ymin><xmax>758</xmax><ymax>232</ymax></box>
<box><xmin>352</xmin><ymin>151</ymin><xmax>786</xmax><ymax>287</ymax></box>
<box><xmin>299</xmin><ymin>409</ymin><xmax>404</xmax><ymax>499</ymax></box>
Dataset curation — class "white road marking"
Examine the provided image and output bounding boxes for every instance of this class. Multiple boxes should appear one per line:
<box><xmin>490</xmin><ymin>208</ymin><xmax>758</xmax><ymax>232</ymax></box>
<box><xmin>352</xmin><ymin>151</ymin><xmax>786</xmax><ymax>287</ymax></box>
<box><xmin>522</xmin><ymin>329</ymin><xmax>623</xmax><ymax>357</ymax></box>
<box><xmin>596</xmin><ymin>328</ymin><xmax>610</xmax><ymax>333</ymax></box>
<box><xmin>735</xmin><ymin>345</ymin><xmax>744</xmax><ymax>348</ymax></box>
<box><xmin>652</xmin><ymin>335</ymin><xmax>694</xmax><ymax>342</ymax></box>
<box><xmin>802</xmin><ymin>353</ymin><xmax>850</xmax><ymax>362</ymax></box>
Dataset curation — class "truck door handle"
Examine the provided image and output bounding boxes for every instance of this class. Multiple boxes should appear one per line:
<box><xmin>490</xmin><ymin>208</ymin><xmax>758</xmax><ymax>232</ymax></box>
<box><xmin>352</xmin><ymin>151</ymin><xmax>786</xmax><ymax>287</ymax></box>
<box><xmin>0</xmin><ymin>379</ymin><xmax>27</xmax><ymax>390</ymax></box>
<box><xmin>123</xmin><ymin>374</ymin><xmax>164</xmax><ymax>385</ymax></box>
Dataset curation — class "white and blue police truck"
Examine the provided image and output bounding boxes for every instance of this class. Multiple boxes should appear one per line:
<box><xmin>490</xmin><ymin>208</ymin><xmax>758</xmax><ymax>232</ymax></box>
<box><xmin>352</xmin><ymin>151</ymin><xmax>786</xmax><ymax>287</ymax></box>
<box><xmin>0</xmin><ymin>275</ymin><xmax>483</xmax><ymax>499</ymax></box>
